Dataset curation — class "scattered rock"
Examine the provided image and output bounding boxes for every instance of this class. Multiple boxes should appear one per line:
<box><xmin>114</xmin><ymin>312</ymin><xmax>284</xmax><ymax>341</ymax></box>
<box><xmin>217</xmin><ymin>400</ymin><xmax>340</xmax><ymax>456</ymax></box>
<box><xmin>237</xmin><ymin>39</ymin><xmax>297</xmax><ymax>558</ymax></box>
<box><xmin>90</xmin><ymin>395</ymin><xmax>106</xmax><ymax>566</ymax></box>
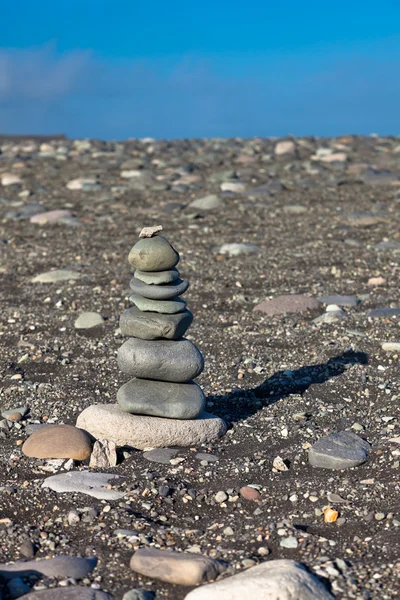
<box><xmin>254</xmin><ymin>294</ymin><xmax>320</xmax><ymax>315</ymax></box>
<box><xmin>382</xmin><ymin>342</ymin><xmax>400</xmax><ymax>352</ymax></box>
<box><xmin>220</xmin><ymin>181</ymin><xmax>245</xmax><ymax>193</ymax></box>
<box><xmin>275</xmin><ymin>140</ymin><xmax>295</xmax><ymax>155</ymax></box>
<box><xmin>367</xmin><ymin>307</ymin><xmax>400</xmax><ymax>318</ymax></box>
<box><xmin>309</xmin><ymin>431</ymin><xmax>370</xmax><ymax>469</ymax></box>
<box><xmin>21</xmin><ymin>589</ymin><xmax>113</xmax><ymax>599</ymax></box>
<box><xmin>130</xmin><ymin>547</ymin><xmax>226</xmax><ymax>586</ymax></box>
<box><xmin>318</xmin><ymin>295</ymin><xmax>359</xmax><ymax>306</ymax></box>
<box><xmin>22</xmin><ymin>424</ymin><xmax>92</xmax><ymax>460</ymax></box>
<box><xmin>31</xmin><ymin>269</ymin><xmax>82</xmax><ymax>283</ymax></box>
<box><xmin>89</xmin><ymin>438</ymin><xmax>118</xmax><ymax>469</ymax></box>
<box><xmin>368</xmin><ymin>276</ymin><xmax>386</xmax><ymax>286</ymax></box>
<box><xmin>218</xmin><ymin>243</ymin><xmax>259</xmax><ymax>256</ymax></box>
<box><xmin>122</xmin><ymin>590</ymin><xmax>155</xmax><ymax>600</ymax></box>
<box><xmin>76</xmin><ymin>404</ymin><xmax>227</xmax><ymax>449</ymax></box>
<box><xmin>42</xmin><ymin>471</ymin><xmax>125</xmax><ymax>500</ymax></box>
<box><xmin>1</xmin><ymin>173</ymin><xmax>22</xmax><ymax>186</ymax></box>
<box><xmin>240</xmin><ymin>486</ymin><xmax>261</xmax><ymax>501</ymax></box>
<box><xmin>184</xmin><ymin>559</ymin><xmax>334</xmax><ymax>599</ymax></box>
<box><xmin>0</xmin><ymin>556</ymin><xmax>97</xmax><ymax>580</ymax></box>
<box><xmin>30</xmin><ymin>209</ymin><xmax>73</xmax><ymax>224</ymax></box>
<box><xmin>189</xmin><ymin>194</ymin><xmax>224</xmax><ymax>210</ymax></box>
<box><xmin>143</xmin><ymin>448</ymin><xmax>179</xmax><ymax>464</ymax></box>
<box><xmin>74</xmin><ymin>312</ymin><xmax>104</xmax><ymax>329</ymax></box>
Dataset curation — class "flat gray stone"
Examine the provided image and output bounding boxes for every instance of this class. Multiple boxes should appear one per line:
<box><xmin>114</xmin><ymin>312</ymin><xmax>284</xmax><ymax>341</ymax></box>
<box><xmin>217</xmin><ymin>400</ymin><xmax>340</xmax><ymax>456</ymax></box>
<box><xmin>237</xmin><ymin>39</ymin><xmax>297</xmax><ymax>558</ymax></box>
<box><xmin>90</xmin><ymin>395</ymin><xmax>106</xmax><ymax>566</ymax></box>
<box><xmin>375</xmin><ymin>240</ymin><xmax>400</xmax><ymax>250</ymax></box>
<box><xmin>254</xmin><ymin>294</ymin><xmax>320</xmax><ymax>315</ymax></box>
<box><xmin>128</xmin><ymin>236</ymin><xmax>179</xmax><ymax>271</ymax></box>
<box><xmin>143</xmin><ymin>448</ymin><xmax>180</xmax><ymax>464</ymax></box>
<box><xmin>130</xmin><ymin>547</ymin><xmax>226</xmax><ymax>586</ymax></box>
<box><xmin>42</xmin><ymin>471</ymin><xmax>125</xmax><ymax>499</ymax></box>
<box><xmin>130</xmin><ymin>294</ymin><xmax>187</xmax><ymax>314</ymax></box>
<box><xmin>74</xmin><ymin>312</ymin><xmax>104</xmax><ymax>329</ymax></box>
<box><xmin>117</xmin><ymin>338</ymin><xmax>204</xmax><ymax>382</ymax></box>
<box><xmin>120</xmin><ymin>306</ymin><xmax>193</xmax><ymax>340</ymax></box>
<box><xmin>130</xmin><ymin>277</ymin><xmax>189</xmax><ymax>300</ymax></box>
<box><xmin>382</xmin><ymin>342</ymin><xmax>400</xmax><ymax>352</ymax></box>
<box><xmin>31</xmin><ymin>269</ymin><xmax>82</xmax><ymax>283</ymax></box>
<box><xmin>309</xmin><ymin>431</ymin><xmax>370</xmax><ymax>469</ymax></box>
<box><xmin>77</xmin><ymin>404</ymin><xmax>227</xmax><ymax>449</ymax></box>
<box><xmin>218</xmin><ymin>243</ymin><xmax>259</xmax><ymax>256</ymax></box>
<box><xmin>134</xmin><ymin>268</ymin><xmax>180</xmax><ymax>285</ymax></box>
<box><xmin>189</xmin><ymin>194</ymin><xmax>224</xmax><ymax>210</ymax></box>
<box><xmin>0</xmin><ymin>556</ymin><xmax>97</xmax><ymax>580</ymax></box>
<box><xmin>22</xmin><ymin>588</ymin><xmax>113</xmax><ymax>600</ymax></box>
<box><xmin>184</xmin><ymin>559</ymin><xmax>334</xmax><ymax>600</ymax></box>
<box><xmin>118</xmin><ymin>378</ymin><xmax>205</xmax><ymax>418</ymax></box>
<box><xmin>318</xmin><ymin>295</ymin><xmax>360</xmax><ymax>306</ymax></box>
<box><xmin>367</xmin><ymin>307</ymin><xmax>400</xmax><ymax>318</ymax></box>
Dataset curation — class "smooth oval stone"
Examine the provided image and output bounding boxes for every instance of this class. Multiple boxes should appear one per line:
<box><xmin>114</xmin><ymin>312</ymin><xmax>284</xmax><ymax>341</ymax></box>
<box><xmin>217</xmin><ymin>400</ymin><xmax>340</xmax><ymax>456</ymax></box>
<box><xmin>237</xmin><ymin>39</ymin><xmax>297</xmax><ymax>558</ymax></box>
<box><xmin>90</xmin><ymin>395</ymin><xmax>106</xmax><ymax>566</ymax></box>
<box><xmin>117</xmin><ymin>379</ymin><xmax>206</xmax><ymax>419</ymax></box>
<box><xmin>135</xmin><ymin>268</ymin><xmax>180</xmax><ymax>285</ymax></box>
<box><xmin>128</xmin><ymin>236</ymin><xmax>179</xmax><ymax>272</ymax></box>
<box><xmin>22</xmin><ymin>424</ymin><xmax>92</xmax><ymax>460</ymax></box>
<box><xmin>120</xmin><ymin>306</ymin><xmax>193</xmax><ymax>340</ymax></box>
<box><xmin>130</xmin><ymin>294</ymin><xmax>186</xmax><ymax>314</ymax></box>
<box><xmin>130</xmin><ymin>277</ymin><xmax>189</xmax><ymax>300</ymax></box>
<box><xmin>118</xmin><ymin>338</ymin><xmax>204</xmax><ymax>382</ymax></box>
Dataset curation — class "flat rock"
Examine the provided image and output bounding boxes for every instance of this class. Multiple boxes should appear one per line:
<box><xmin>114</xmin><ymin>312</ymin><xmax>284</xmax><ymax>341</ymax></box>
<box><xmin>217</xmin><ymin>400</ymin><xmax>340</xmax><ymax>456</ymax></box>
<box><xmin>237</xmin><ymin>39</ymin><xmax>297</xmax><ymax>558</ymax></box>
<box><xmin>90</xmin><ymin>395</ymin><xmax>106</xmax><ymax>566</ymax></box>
<box><xmin>130</xmin><ymin>547</ymin><xmax>226</xmax><ymax>586</ymax></box>
<box><xmin>1</xmin><ymin>406</ymin><xmax>29</xmax><ymax>419</ymax></box>
<box><xmin>367</xmin><ymin>307</ymin><xmax>400</xmax><ymax>318</ymax></box>
<box><xmin>134</xmin><ymin>268</ymin><xmax>180</xmax><ymax>285</ymax></box>
<box><xmin>22</xmin><ymin>589</ymin><xmax>113</xmax><ymax>600</ymax></box>
<box><xmin>130</xmin><ymin>294</ymin><xmax>187</xmax><ymax>314</ymax></box>
<box><xmin>120</xmin><ymin>306</ymin><xmax>193</xmax><ymax>340</ymax></box>
<box><xmin>220</xmin><ymin>181</ymin><xmax>245</xmax><ymax>193</ymax></box>
<box><xmin>283</xmin><ymin>204</ymin><xmax>307</xmax><ymax>213</ymax></box>
<box><xmin>117</xmin><ymin>338</ymin><xmax>204</xmax><ymax>382</ymax></box>
<box><xmin>309</xmin><ymin>430</ymin><xmax>370</xmax><ymax>469</ymax></box>
<box><xmin>42</xmin><ymin>471</ymin><xmax>125</xmax><ymax>499</ymax></box>
<box><xmin>375</xmin><ymin>240</ymin><xmax>400</xmax><ymax>250</ymax></box>
<box><xmin>117</xmin><ymin>378</ymin><xmax>205</xmax><ymax>418</ymax></box>
<box><xmin>22</xmin><ymin>424</ymin><xmax>92</xmax><ymax>460</ymax></box>
<box><xmin>1</xmin><ymin>173</ymin><xmax>23</xmax><ymax>185</ymax></box>
<box><xmin>184</xmin><ymin>559</ymin><xmax>334</xmax><ymax>600</ymax></box>
<box><xmin>31</xmin><ymin>269</ymin><xmax>82</xmax><ymax>283</ymax></box>
<box><xmin>189</xmin><ymin>194</ymin><xmax>224</xmax><ymax>210</ymax></box>
<box><xmin>0</xmin><ymin>556</ymin><xmax>97</xmax><ymax>580</ymax></box>
<box><xmin>218</xmin><ymin>243</ymin><xmax>259</xmax><ymax>256</ymax></box>
<box><xmin>143</xmin><ymin>448</ymin><xmax>180</xmax><ymax>464</ymax></box>
<box><xmin>128</xmin><ymin>236</ymin><xmax>179</xmax><ymax>271</ymax></box>
<box><xmin>30</xmin><ymin>209</ymin><xmax>73</xmax><ymax>224</ymax></box>
<box><xmin>130</xmin><ymin>277</ymin><xmax>189</xmax><ymax>300</ymax></box>
<box><xmin>318</xmin><ymin>295</ymin><xmax>360</xmax><ymax>306</ymax></box>
<box><xmin>275</xmin><ymin>140</ymin><xmax>296</xmax><ymax>155</ymax></box>
<box><xmin>382</xmin><ymin>342</ymin><xmax>400</xmax><ymax>352</ymax></box>
<box><xmin>254</xmin><ymin>294</ymin><xmax>320</xmax><ymax>315</ymax></box>
<box><xmin>74</xmin><ymin>312</ymin><xmax>104</xmax><ymax>329</ymax></box>
<box><xmin>76</xmin><ymin>404</ymin><xmax>227</xmax><ymax>449</ymax></box>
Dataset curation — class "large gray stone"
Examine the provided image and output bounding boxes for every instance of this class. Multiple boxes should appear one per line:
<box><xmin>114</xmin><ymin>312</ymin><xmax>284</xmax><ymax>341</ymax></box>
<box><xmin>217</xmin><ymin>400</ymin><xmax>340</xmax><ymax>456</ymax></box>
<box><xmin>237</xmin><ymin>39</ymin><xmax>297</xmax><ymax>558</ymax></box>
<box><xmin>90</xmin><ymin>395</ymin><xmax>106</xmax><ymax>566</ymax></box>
<box><xmin>184</xmin><ymin>559</ymin><xmax>334</xmax><ymax>600</ymax></box>
<box><xmin>31</xmin><ymin>269</ymin><xmax>82</xmax><ymax>283</ymax></box>
<box><xmin>42</xmin><ymin>471</ymin><xmax>125</xmax><ymax>499</ymax></box>
<box><xmin>318</xmin><ymin>295</ymin><xmax>360</xmax><ymax>306</ymax></box>
<box><xmin>309</xmin><ymin>430</ymin><xmax>370</xmax><ymax>469</ymax></box>
<box><xmin>76</xmin><ymin>404</ymin><xmax>227</xmax><ymax>449</ymax></box>
<box><xmin>0</xmin><ymin>556</ymin><xmax>97</xmax><ymax>580</ymax></box>
<box><xmin>130</xmin><ymin>548</ymin><xmax>226</xmax><ymax>585</ymax></box>
<box><xmin>21</xmin><ymin>588</ymin><xmax>113</xmax><ymax>599</ymax></box>
<box><xmin>130</xmin><ymin>294</ymin><xmax>187</xmax><ymax>314</ymax></box>
<box><xmin>130</xmin><ymin>277</ymin><xmax>189</xmax><ymax>300</ymax></box>
<box><xmin>134</xmin><ymin>268</ymin><xmax>180</xmax><ymax>285</ymax></box>
<box><xmin>120</xmin><ymin>306</ymin><xmax>193</xmax><ymax>340</ymax></box>
<box><xmin>128</xmin><ymin>236</ymin><xmax>179</xmax><ymax>271</ymax></box>
<box><xmin>74</xmin><ymin>312</ymin><xmax>104</xmax><ymax>329</ymax></box>
<box><xmin>117</xmin><ymin>378</ymin><xmax>205</xmax><ymax>418</ymax></box>
<box><xmin>189</xmin><ymin>194</ymin><xmax>224</xmax><ymax>210</ymax></box>
<box><xmin>117</xmin><ymin>338</ymin><xmax>204</xmax><ymax>382</ymax></box>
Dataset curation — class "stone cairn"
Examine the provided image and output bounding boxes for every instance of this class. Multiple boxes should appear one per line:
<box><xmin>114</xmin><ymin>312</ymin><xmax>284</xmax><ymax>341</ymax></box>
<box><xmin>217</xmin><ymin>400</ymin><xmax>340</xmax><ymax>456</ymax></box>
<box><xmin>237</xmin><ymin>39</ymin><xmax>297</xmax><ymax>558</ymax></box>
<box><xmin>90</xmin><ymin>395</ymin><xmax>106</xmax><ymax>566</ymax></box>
<box><xmin>117</xmin><ymin>226</ymin><xmax>206</xmax><ymax>420</ymax></box>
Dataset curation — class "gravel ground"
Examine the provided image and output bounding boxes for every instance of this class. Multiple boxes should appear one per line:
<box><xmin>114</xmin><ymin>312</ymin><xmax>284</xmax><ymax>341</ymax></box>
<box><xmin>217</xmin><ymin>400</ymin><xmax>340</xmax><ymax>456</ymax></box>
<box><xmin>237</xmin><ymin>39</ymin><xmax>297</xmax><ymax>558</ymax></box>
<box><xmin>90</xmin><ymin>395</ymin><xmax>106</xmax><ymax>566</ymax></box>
<box><xmin>0</xmin><ymin>135</ymin><xmax>400</xmax><ymax>599</ymax></box>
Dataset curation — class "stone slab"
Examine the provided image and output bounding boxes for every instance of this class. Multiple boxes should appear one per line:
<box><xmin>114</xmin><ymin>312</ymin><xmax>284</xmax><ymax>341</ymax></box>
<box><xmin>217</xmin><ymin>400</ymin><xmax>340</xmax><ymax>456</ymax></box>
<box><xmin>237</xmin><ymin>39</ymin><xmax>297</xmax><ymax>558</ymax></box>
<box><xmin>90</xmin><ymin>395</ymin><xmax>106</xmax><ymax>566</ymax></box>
<box><xmin>76</xmin><ymin>404</ymin><xmax>227</xmax><ymax>449</ymax></box>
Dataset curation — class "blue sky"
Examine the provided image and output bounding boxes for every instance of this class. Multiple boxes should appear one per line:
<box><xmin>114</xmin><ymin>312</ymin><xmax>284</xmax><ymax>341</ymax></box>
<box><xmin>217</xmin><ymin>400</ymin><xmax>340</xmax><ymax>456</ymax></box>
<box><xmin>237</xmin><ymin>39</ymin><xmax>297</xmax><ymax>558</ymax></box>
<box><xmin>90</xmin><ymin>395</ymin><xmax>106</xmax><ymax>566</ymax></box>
<box><xmin>0</xmin><ymin>0</ymin><xmax>399</xmax><ymax>139</ymax></box>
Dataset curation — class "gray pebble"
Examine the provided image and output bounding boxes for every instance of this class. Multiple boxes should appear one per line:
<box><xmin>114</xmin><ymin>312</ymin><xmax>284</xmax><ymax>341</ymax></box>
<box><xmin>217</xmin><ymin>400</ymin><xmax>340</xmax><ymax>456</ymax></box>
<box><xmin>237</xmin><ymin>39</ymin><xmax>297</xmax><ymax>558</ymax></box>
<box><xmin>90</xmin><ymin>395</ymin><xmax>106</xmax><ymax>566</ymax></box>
<box><xmin>318</xmin><ymin>295</ymin><xmax>360</xmax><ymax>306</ymax></box>
<box><xmin>309</xmin><ymin>431</ymin><xmax>370</xmax><ymax>469</ymax></box>
<box><xmin>117</xmin><ymin>378</ymin><xmax>205</xmax><ymax>419</ymax></box>
<box><xmin>117</xmin><ymin>338</ymin><xmax>204</xmax><ymax>382</ymax></box>
<box><xmin>143</xmin><ymin>448</ymin><xmax>179</xmax><ymax>464</ymax></box>
<box><xmin>128</xmin><ymin>236</ymin><xmax>179</xmax><ymax>271</ymax></box>
<box><xmin>134</xmin><ymin>268</ymin><xmax>180</xmax><ymax>285</ymax></box>
<box><xmin>367</xmin><ymin>307</ymin><xmax>400</xmax><ymax>318</ymax></box>
<box><xmin>42</xmin><ymin>472</ymin><xmax>125</xmax><ymax>500</ymax></box>
<box><xmin>130</xmin><ymin>294</ymin><xmax>187</xmax><ymax>314</ymax></box>
<box><xmin>130</xmin><ymin>277</ymin><xmax>189</xmax><ymax>300</ymax></box>
<box><xmin>120</xmin><ymin>306</ymin><xmax>193</xmax><ymax>340</ymax></box>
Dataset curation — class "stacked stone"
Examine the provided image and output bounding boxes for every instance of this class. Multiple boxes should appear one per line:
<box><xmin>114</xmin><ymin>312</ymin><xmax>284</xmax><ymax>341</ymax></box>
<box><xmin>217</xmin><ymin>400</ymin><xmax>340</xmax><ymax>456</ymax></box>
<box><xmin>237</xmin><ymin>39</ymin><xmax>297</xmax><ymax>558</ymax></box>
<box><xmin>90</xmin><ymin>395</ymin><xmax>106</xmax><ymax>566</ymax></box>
<box><xmin>117</xmin><ymin>227</ymin><xmax>206</xmax><ymax>420</ymax></box>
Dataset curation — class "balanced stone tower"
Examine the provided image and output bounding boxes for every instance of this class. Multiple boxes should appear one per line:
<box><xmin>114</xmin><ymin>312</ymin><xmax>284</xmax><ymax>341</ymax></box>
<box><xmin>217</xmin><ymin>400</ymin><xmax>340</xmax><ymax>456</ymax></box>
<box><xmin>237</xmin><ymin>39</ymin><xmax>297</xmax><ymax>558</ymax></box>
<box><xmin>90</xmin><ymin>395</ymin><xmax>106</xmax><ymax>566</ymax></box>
<box><xmin>77</xmin><ymin>225</ymin><xmax>226</xmax><ymax>449</ymax></box>
<box><xmin>117</xmin><ymin>226</ymin><xmax>206</xmax><ymax>419</ymax></box>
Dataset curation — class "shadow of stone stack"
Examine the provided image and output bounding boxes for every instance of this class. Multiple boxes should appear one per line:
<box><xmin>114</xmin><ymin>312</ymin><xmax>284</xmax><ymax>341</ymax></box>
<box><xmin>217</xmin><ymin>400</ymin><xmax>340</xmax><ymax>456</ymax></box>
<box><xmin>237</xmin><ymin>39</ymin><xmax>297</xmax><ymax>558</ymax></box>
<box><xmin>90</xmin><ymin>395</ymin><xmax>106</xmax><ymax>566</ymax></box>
<box><xmin>77</xmin><ymin>226</ymin><xmax>226</xmax><ymax>449</ymax></box>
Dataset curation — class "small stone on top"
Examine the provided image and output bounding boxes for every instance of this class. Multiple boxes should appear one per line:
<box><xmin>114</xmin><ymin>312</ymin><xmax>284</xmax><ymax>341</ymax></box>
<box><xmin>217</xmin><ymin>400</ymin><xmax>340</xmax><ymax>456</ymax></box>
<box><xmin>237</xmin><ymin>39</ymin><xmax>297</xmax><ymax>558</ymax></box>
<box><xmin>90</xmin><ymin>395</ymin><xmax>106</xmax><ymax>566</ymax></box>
<box><xmin>139</xmin><ymin>225</ymin><xmax>163</xmax><ymax>238</ymax></box>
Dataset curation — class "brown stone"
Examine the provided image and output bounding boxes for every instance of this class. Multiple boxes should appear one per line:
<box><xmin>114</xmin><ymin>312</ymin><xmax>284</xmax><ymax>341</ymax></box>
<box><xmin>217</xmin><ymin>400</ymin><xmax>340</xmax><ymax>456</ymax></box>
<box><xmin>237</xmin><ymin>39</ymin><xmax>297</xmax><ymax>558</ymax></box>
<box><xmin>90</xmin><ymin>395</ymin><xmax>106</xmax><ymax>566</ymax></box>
<box><xmin>130</xmin><ymin>547</ymin><xmax>226</xmax><ymax>586</ymax></box>
<box><xmin>240</xmin><ymin>486</ymin><xmax>261</xmax><ymax>501</ymax></box>
<box><xmin>22</xmin><ymin>425</ymin><xmax>92</xmax><ymax>460</ymax></box>
<box><xmin>7</xmin><ymin>412</ymin><xmax>23</xmax><ymax>422</ymax></box>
